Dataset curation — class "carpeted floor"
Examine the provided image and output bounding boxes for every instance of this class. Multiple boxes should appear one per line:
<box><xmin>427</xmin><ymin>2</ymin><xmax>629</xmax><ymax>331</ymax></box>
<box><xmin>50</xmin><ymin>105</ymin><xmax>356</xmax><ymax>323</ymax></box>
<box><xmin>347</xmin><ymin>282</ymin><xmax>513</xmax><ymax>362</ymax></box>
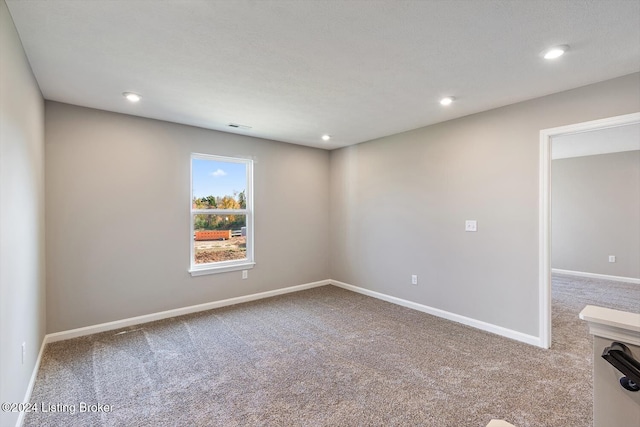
<box><xmin>23</xmin><ymin>275</ymin><xmax>639</xmax><ymax>427</ymax></box>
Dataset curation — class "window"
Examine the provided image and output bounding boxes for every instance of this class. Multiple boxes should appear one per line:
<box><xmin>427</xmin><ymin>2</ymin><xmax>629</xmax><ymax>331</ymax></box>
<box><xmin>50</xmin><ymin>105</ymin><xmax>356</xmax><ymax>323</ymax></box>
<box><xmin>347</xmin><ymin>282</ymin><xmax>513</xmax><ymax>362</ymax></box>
<box><xmin>190</xmin><ymin>154</ymin><xmax>254</xmax><ymax>275</ymax></box>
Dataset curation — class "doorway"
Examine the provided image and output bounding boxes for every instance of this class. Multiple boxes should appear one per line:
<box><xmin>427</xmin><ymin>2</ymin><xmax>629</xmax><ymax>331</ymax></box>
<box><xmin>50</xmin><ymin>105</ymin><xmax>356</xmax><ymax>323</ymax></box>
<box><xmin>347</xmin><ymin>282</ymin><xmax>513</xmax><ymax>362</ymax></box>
<box><xmin>538</xmin><ymin>112</ymin><xmax>640</xmax><ymax>348</ymax></box>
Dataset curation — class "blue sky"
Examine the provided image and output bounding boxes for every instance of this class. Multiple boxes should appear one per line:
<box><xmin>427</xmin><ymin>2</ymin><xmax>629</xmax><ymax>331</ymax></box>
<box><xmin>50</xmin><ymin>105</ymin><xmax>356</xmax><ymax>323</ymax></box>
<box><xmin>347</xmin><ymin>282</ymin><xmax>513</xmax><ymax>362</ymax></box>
<box><xmin>192</xmin><ymin>159</ymin><xmax>246</xmax><ymax>199</ymax></box>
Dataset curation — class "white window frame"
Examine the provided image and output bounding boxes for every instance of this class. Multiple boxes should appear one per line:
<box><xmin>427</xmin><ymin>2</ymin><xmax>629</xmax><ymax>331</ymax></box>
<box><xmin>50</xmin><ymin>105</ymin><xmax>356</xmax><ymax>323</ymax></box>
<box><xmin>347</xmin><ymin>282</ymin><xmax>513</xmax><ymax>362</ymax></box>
<box><xmin>189</xmin><ymin>153</ymin><xmax>254</xmax><ymax>276</ymax></box>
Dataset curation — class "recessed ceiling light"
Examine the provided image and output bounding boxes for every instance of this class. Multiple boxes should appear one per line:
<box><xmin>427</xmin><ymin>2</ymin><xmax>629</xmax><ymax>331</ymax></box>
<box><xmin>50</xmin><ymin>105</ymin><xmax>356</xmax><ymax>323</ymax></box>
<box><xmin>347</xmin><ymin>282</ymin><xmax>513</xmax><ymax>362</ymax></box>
<box><xmin>322</xmin><ymin>134</ymin><xmax>331</xmax><ymax>141</ymax></box>
<box><xmin>440</xmin><ymin>96</ymin><xmax>455</xmax><ymax>106</ymax></box>
<box><xmin>543</xmin><ymin>45</ymin><xmax>569</xmax><ymax>60</ymax></box>
<box><xmin>123</xmin><ymin>92</ymin><xmax>142</xmax><ymax>102</ymax></box>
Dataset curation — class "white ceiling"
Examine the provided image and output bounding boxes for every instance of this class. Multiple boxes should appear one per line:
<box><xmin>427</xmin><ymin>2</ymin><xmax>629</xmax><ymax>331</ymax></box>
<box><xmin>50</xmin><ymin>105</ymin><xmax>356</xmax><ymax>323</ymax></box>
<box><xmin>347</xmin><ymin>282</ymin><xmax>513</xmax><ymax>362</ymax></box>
<box><xmin>6</xmin><ymin>0</ymin><xmax>640</xmax><ymax>150</ymax></box>
<box><xmin>552</xmin><ymin>123</ymin><xmax>640</xmax><ymax>159</ymax></box>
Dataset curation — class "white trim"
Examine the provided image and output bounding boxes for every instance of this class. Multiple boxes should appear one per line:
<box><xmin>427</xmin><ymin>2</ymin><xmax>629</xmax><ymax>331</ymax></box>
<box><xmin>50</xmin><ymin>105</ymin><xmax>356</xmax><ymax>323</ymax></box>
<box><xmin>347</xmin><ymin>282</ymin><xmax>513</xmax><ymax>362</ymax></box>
<box><xmin>246</xmin><ymin>157</ymin><xmax>254</xmax><ymax>266</ymax></box>
<box><xmin>579</xmin><ymin>305</ymin><xmax>640</xmax><ymax>346</ymax></box>
<box><xmin>552</xmin><ymin>268</ymin><xmax>640</xmax><ymax>284</ymax></box>
<box><xmin>46</xmin><ymin>279</ymin><xmax>331</xmax><ymax>343</ymax></box>
<box><xmin>16</xmin><ymin>337</ymin><xmax>46</xmax><ymax>427</ymax></box>
<box><xmin>192</xmin><ymin>209</ymin><xmax>247</xmax><ymax>215</ymax></box>
<box><xmin>539</xmin><ymin>126</ymin><xmax>552</xmax><ymax>349</ymax></box>
<box><xmin>331</xmin><ymin>280</ymin><xmax>542</xmax><ymax>347</ymax></box>
<box><xmin>189</xmin><ymin>261</ymin><xmax>255</xmax><ymax>276</ymax></box>
<box><xmin>539</xmin><ymin>112</ymin><xmax>640</xmax><ymax>350</ymax></box>
<box><xmin>191</xmin><ymin>152</ymin><xmax>251</xmax><ymax>164</ymax></box>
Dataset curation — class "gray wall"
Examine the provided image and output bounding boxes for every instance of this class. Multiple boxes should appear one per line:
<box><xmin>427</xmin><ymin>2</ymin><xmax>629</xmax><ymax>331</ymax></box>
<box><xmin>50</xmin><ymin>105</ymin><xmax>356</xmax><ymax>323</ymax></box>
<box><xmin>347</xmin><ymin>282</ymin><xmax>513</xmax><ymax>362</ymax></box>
<box><xmin>0</xmin><ymin>1</ymin><xmax>46</xmax><ymax>426</ymax></box>
<box><xmin>552</xmin><ymin>151</ymin><xmax>640</xmax><ymax>279</ymax></box>
<box><xmin>329</xmin><ymin>73</ymin><xmax>640</xmax><ymax>337</ymax></box>
<box><xmin>45</xmin><ymin>102</ymin><xmax>330</xmax><ymax>333</ymax></box>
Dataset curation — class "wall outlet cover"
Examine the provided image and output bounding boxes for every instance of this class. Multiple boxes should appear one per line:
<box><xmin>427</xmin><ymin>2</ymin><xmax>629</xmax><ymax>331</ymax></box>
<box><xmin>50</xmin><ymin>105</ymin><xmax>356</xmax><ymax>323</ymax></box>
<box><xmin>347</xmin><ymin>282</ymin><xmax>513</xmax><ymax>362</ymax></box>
<box><xmin>465</xmin><ymin>220</ymin><xmax>478</xmax><ymax>232</ymax></box>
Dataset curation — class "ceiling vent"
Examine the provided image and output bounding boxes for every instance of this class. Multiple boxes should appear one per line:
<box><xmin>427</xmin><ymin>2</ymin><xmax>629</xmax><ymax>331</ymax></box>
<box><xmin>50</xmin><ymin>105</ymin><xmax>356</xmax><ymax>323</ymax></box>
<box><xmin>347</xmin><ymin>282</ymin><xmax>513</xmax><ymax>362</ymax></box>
<box><xmin>228</xmin><ymin>123</ymin><xmax>252</xmax><ymax>130</ymax></box>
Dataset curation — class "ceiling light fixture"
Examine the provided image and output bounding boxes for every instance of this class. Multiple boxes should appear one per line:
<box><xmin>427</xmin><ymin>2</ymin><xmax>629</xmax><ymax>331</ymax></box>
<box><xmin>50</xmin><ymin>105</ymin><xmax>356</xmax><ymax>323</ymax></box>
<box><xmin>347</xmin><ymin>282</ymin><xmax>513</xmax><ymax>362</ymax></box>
<box><xmin>542</xmin><ymin>45</ymin><xmax>569</xmax><ymax>60</ymax></box>
<box><xmin>123</xmin><ymin>92</ymin><xmax>142</xmax><ymax>102</ymax></box>
<box><xmin>322</xmin><ymin>134</ymin><xmax>331</xmax><ymax>141</ymax></box>
<box><xmin>440</xmin><ymin>96</ymin><xmax>455</xmax><ymax>106</ymax></box>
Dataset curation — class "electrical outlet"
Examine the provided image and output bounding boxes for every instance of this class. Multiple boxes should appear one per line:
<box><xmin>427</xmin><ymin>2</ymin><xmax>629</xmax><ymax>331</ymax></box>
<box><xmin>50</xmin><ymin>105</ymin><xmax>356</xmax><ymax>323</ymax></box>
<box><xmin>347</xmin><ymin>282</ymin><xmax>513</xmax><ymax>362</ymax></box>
<box><xmin>21</xmin><ymin>342</ymin><xmax>26</xmax><ymax>365</ymax></box>
<box><xmin>465</xmin><ymin>220</ymin><xmax>477</xmax><ymax>232</ymax></box>
<box><xmin>411</xmin><ymin>275</ymin><xmax>418</xmax><ymax>285</ymax></box>
<box><xmin>242</xmin><ymin>270</ymin><xmax>248</xmax><ymax>279</ymax></box>
<box><xmin>609</xmin><ymin>255</ymin><xmax>616</xmax><ymax>263</ymax></box>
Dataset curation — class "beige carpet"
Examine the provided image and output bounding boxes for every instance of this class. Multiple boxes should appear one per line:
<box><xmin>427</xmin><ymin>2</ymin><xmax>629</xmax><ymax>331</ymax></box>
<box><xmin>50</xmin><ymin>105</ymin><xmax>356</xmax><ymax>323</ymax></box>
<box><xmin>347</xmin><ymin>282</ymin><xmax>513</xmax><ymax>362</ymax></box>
<box><xmin>23</xmin><ymin>275</ymin><xmax>639</xmax><ymax>426</ymax></box>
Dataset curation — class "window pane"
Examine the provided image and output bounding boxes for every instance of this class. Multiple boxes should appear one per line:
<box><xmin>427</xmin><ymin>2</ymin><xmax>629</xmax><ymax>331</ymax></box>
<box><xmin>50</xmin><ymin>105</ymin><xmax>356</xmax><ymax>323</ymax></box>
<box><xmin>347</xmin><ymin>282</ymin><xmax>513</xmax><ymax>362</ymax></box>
<box><xmin>192</xmin><ymin>158</ymin><xmax>247</xmax><ymax>210</ymax></box>
<box><xmin>193</xmin><ymin>214</ymin><xmax>247</xmax><ymax>264</ymax></box>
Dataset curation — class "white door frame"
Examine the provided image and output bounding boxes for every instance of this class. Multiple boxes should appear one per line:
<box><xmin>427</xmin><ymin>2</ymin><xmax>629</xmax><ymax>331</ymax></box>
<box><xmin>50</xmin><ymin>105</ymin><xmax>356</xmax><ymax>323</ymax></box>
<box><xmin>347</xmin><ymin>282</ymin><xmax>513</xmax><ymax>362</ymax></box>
<box><xmin>538</xmin><ymin>111</ymin><xmax>640</xmax><ymax>349</ymax></box>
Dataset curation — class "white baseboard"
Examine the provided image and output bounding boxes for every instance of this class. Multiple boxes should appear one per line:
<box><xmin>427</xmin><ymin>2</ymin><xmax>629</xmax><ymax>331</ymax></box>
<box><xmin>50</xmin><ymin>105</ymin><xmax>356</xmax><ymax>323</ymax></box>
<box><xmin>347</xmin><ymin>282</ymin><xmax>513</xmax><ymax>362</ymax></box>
<box><xmin>330</xmin><ymin>280</ymin><xmax>542</xmax><ymax>348</ymax></box>
<box><xmin>46</xmin><ymin>279</ymin><xmax>331</xmax><ymax>343</ymax></box>
<box><xmin>16</xmin><ymin>337</ymin><xmax>47</xmax><ymax>427</ymax></box>
<box><xmin>552</xmin><ymin>269</ymin><xmax>640</xmax><ymax>284</ymax></box>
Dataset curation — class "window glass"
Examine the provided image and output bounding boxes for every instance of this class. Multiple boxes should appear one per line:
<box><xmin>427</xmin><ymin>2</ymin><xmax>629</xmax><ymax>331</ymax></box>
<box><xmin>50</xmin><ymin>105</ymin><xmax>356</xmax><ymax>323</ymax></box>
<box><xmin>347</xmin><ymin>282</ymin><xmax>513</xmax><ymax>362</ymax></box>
<box><xmin>190</xmin><ymin>154</ymin><xmax>253</xmax><ymax>274</ymax></box>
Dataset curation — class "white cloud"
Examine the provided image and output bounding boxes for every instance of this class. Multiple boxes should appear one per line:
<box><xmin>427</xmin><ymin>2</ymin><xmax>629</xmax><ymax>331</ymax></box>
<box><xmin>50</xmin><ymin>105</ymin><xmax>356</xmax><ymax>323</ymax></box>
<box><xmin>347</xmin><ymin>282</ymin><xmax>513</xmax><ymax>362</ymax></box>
<box><xmin>211</xmin><ymin>169</ymin><xmax>227</xmax><ymax>177</ymax></box>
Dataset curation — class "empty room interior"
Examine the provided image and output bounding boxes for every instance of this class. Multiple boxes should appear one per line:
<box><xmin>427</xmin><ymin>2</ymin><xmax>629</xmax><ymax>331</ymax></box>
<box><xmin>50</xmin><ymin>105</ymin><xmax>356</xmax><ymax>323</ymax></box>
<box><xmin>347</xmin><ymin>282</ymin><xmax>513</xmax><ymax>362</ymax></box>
<box><xmin>1</xmin><ymin>1</ymin><xmax>639</xmax><ymax>426</ymax></box>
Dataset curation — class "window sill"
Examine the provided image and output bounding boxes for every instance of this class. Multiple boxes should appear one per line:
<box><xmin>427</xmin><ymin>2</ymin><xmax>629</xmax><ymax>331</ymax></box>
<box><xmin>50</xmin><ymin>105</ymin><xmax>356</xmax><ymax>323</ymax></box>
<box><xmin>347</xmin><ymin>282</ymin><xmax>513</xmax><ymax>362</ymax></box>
<box><xmin>189</xmin><ymin>261</ymin><xmax>255</xmax><ymax>277</ymax></box>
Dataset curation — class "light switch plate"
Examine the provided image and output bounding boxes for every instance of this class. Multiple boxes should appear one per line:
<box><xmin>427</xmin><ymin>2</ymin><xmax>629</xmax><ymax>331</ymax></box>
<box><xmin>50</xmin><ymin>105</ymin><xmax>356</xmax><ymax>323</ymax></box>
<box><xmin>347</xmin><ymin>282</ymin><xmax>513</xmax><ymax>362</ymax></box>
<box><xmin>465</xmin><ymin>220</ymin><xmax>477</xmax><ymax>232</ymax></box>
